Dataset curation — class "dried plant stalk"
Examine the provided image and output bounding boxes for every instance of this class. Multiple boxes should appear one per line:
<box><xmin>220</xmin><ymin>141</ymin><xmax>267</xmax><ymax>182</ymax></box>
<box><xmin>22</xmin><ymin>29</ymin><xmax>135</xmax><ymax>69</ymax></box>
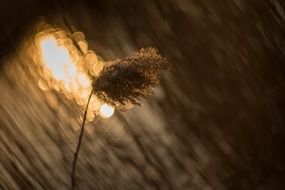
<box><xmin>71</xmin><ymin>47</ymin><xmax>168</xmax><ymax>190</ymax></box>
<box><xmin>71</xmin><ymin>89</ymin><xmax>93</xmax><ymax>190</ymax></box>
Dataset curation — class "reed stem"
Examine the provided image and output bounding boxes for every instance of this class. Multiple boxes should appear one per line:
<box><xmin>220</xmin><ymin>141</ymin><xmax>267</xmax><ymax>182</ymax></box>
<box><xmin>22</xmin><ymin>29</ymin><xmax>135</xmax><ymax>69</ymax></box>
<box><xmin>71</xmin><ymin>89</ymin><xmax>93</xmax><ymax>190</ymax></box>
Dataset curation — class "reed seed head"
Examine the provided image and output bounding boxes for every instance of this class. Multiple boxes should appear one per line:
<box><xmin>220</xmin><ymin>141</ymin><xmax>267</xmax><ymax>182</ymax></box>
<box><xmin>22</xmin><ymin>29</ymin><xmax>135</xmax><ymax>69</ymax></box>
<box><xmin>92</xmin><ymin>48</ymin><xmax>169</xmax><ymax>107</ymax></box>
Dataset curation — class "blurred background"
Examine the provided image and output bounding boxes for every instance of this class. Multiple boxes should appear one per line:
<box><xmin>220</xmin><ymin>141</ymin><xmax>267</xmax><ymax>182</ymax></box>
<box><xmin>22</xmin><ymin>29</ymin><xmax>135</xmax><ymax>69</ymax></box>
<box><xmin>1</xmin><ymin>0</ymin><xmax>285</xmax><ymax>189</ymax></box>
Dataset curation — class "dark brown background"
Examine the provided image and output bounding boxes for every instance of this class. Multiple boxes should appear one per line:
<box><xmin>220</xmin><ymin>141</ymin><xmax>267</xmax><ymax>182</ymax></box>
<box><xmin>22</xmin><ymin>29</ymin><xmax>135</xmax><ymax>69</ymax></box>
<box><xmin>0</xmin><ymin>0</ymin><xmax>285</xmax><ymax>189</ymax></box>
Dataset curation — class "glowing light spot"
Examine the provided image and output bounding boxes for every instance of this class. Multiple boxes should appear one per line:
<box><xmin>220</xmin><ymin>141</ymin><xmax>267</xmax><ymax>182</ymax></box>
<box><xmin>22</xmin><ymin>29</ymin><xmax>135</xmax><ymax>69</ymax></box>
<box><xmin>38</xmin><ymin>35</ymin><xmax>92</xmax><ymax>97</ymax></box>
<box><xmin>32</xmin><ymin>25</ymin><xmax>114</xmax><ymax>121</ymax></box>
<box><xmin>78</xmin><ymin>73</ymin><xmax>91</xmax><ymax>88</ymax></box>
<box><xmin>99</xmin><ymin>104</ymin><xmax>115</xmax><ymax>118</ymax></box>
<box><xmin>38</xmin><ymin>79</ymin><xmax>48</xmax><ymax>91</ymax></box>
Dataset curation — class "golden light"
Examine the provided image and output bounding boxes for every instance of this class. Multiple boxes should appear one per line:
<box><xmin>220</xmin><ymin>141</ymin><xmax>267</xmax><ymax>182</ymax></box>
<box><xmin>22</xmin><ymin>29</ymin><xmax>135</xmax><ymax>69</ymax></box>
<box><xmin>99</xmin><ymin>104</ymin><xmax>115</xmax><ymax>118</ymax></box>
<box><xmin>31</xmin><ymin>24</ymin><xmax>115</xmax><ymax>121</ymax></box>
<box><xmin>39</xmin><ymin>36</ymin><xmax>91</xmax><ymax>90</ymax></box>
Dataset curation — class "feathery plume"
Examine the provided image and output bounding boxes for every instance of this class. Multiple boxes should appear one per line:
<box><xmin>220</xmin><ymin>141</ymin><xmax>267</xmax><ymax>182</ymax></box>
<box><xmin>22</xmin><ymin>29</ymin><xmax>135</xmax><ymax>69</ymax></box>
<box><xmin>92</xmin><ymin>48</ymin><xmax>169</xmax><ymax>106</ymax></box>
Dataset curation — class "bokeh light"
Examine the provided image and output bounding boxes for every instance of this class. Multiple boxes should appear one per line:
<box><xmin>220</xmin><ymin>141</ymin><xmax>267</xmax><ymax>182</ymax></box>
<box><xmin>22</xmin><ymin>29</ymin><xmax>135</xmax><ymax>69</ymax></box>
<box><xmin>99</xmin><ymin>104</ymin><xmax>115</xmax><ymax>118</ymax></box>
<box><xmin>30</xmin><ymin>23</ymin><xmax>115</xmax><ymax>121</ymax></box>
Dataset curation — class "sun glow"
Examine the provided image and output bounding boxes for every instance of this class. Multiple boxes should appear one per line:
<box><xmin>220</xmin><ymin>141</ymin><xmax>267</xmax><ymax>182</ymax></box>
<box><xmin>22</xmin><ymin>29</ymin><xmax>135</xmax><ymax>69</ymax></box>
<box><xmin>39</xmin><ymin>36</ymin><xmax>91</xmax><ymax>91</ymax></box>
<box><xmin>99</xmin><ymin>104</ymin><xmax>115</xmax><ymax>118</ymax></box>
<box><xmin>32</xmin><ymin>25</ymin><xmax>115</xmax><ymax>120</ymax></box>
